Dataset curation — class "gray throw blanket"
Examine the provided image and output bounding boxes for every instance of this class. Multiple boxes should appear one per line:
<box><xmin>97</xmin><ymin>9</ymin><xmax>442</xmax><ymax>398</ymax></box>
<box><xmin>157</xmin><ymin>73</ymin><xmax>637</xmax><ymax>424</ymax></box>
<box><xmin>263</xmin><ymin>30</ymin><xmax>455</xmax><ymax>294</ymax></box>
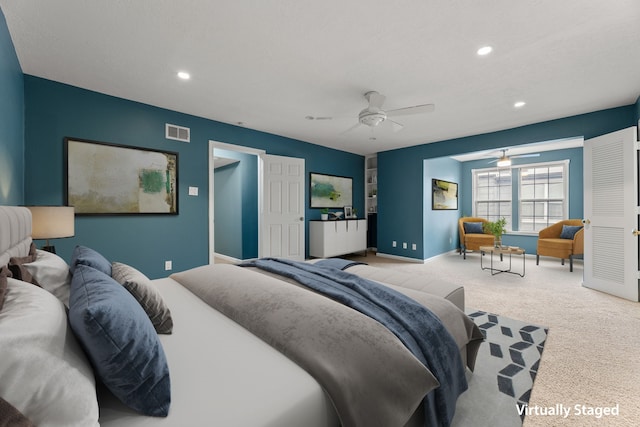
<box><xmin>242</xmin><ymin>258</ymin><xmax>468</xmax><ymax>427</ymax></box>
<box><xmin>171</xmin><ymin>263</ymin><xmax>438</xmax><ymax>427</ymax></box>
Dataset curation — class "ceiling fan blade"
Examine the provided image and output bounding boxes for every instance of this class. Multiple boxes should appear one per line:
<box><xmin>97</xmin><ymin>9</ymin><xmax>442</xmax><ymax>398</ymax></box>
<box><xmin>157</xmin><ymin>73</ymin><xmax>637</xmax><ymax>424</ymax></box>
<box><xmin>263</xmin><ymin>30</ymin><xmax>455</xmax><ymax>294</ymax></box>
<box><xmin>366</xmin><ymin>91</ymin><xmax>386</xmax><ymax>110</ymax></box>
<box><xmin>340</xmin><ymin>122</ymin><xmax>363</xmax><ymax>135</ymax></box>
<box><xmin>512</xmin><ymin>153</ymin><xmax>540</xmax><ymax>159</ymax></box>
<box><xmin>388</xmin><ymin>119</ymin><xmax>404</xmax><ymax>132</ymax></box>
<box><xmin>387</xmin><ymin>103</ymin><xmax>435</xmax><ymax>117</ymax></box>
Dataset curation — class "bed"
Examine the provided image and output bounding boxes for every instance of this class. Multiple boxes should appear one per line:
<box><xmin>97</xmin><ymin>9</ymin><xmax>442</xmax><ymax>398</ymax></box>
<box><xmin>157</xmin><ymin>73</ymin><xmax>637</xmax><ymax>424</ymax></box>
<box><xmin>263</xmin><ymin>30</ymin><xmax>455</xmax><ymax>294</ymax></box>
<box><xmin>0</xmin><ymin>206</ymin><xmax>482</xmax><ymax>427</ymax></box>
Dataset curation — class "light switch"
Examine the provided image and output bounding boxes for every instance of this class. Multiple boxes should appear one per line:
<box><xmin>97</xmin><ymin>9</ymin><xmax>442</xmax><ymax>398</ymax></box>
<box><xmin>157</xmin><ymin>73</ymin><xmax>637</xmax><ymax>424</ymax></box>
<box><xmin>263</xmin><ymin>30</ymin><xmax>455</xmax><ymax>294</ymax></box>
<box><xmin>188</xmin><ymin>186</ymin><xmax>199</xmax><ymax>196</ymax></box>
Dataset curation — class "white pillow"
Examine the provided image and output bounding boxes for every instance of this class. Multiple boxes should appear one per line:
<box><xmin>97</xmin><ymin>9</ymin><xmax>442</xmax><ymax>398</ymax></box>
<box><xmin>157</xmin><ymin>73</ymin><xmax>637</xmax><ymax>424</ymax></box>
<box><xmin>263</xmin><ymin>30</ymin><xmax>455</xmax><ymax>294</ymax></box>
<box><xmin>0</xmin><ymin>278</ymin><xmax>99</xmax><ymax>427</ymax></box>
<box><xmin>23</xmin><ymin>249</ymin><xmax>71</xmax><ymax>306</ymax></box>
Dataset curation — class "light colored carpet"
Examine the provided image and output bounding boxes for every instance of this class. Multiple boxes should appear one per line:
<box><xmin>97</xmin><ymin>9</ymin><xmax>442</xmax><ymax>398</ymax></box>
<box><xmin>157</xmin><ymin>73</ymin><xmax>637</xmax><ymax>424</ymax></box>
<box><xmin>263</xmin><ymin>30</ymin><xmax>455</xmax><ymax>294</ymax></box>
<box><xmin>343</xmin><ymin>251</ymin><xmax>640</xmax><ymax>427</ymax></box>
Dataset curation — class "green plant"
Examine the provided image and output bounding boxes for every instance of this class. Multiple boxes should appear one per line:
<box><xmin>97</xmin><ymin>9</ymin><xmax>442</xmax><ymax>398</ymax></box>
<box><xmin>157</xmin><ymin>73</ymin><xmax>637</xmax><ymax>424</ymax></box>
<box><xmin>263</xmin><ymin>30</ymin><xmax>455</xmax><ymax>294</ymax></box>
<box><xmin>321</xmin><ymin>208</ymin><xmax>329</xmax><ymax>214</ymax></box>
<box><xmin>483</xmin><ymin>217</ymin><xmax>507</xmax><ymax>238</ymax></box>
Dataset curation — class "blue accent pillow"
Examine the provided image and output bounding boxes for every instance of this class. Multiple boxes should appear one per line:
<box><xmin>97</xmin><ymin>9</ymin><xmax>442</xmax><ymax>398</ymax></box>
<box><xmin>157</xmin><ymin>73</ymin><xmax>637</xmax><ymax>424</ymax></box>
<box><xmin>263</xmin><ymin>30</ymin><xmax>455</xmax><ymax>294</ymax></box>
<box><xmin>68</xmin><ymin>264</ymin><xmax>171</xmax><ymax>417</ymax></box>
<box><xmin>560</xmin><ymin>225</ymin><xmax>583</xmax><ymax>239</ymax></box>
<box><xmin>70</xmin><ymin>245</ymin><xmax>112</xmax><ymax>276</ymax></box>
<box><xmin>463</xmin><ymin>222</ymin><xmax>484</xmax><ymax>234</ymax></box>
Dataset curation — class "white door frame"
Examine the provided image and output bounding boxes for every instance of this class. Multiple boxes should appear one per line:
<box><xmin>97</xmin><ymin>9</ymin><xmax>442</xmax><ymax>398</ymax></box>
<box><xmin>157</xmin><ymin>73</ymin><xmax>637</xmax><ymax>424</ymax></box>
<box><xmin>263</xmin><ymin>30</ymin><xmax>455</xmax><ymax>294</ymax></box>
<box><xmin>208</xmin><ymin>141</ymin><xmax>265</xmax><ymax>264</ymax></box>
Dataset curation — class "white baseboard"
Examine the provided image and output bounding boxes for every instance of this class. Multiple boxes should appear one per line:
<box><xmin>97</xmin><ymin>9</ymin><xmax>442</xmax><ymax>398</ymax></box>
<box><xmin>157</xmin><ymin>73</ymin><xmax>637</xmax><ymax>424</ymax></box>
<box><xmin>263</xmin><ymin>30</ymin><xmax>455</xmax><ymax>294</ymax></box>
<box><xmin>424</xmin><ymin>250</ymin><xmax>460</xmax><ymax>263</ymax></box>
<box><xmin>375</xmin><ymin>252</ymin><xmax>427</xmax><ymax>263</ymax></box>
<box><xmin>213</xmin><ymin>252</ymin><xmax>243</xmax><ymax>264</ymax></box>
<box><xmin>376</xmin><ymin>249</ymin><xmax>462</xmax><ymax>264</ymax></box>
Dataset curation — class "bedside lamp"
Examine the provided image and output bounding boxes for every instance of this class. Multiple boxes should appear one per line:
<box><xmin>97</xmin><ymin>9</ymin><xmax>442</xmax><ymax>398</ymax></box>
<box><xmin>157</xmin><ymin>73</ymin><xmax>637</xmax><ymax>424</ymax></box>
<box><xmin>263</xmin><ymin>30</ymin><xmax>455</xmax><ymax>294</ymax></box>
<box><xmin>27</xmin><ymin>206</ymin><xmax>75</xmax><ymax>254</ymax></box>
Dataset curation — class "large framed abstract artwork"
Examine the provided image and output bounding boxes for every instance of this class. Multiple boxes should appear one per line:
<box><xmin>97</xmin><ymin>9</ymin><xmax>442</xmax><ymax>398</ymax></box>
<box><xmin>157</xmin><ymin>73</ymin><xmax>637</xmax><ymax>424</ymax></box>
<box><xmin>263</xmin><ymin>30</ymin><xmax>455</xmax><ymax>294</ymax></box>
<box><xmin>310</xmin><ymin>172</ymin><xmax>353</xmax><ymax>208</ymax></box>
<box><xmin>432</xmin><ymin>178</ymin><xmax>458</xmax><ymax>210</ymax></box>
<box><xmin>65</xmin><ymin>137</ymin><xmax>178</xmax><ymax>215</ymax></box>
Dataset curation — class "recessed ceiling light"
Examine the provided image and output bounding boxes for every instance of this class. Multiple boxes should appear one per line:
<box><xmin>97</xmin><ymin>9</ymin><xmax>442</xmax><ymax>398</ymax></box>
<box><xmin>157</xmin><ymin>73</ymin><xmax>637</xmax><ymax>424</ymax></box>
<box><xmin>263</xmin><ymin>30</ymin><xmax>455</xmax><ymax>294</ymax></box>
<box><xmin>514</xmin><ymin>101</ymin><xmax>526</xmax><ymax>108</ymax></box>
<box><xmin>477</xmin><ymin>46</ymin><xmax>493</xmax><ymax>56</ymax></box>
<box><xmin>177</xmin><ymin>71</ymin><xmax>190</xmax><ymax>80</ymax></box>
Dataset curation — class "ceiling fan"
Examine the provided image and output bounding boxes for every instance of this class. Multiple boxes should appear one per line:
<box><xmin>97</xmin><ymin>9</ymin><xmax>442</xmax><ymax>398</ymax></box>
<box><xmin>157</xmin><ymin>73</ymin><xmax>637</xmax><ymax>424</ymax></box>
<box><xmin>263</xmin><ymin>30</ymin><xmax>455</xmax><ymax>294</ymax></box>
<box><xmin>339</xmin><ymin>91</ymin><xmax>435</xmax><ymax>135</ymax></box>
<box><xmin>489</xmin><ymin>149</ymin><xmax>540</xmax><ymax>167</ymax></box>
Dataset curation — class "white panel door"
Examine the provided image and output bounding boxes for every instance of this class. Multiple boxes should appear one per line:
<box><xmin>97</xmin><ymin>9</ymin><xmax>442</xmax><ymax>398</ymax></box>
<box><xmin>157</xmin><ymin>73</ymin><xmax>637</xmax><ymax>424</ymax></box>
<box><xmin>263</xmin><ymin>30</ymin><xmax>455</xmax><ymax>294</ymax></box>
<box><xmin>583</xmin><ymin>127</ymin><xmax>639</xmax><ymax>301</ymax></box>
<box><xmin>262</xmin><ymin>154</ymin><xmax>305</xmax><ymax>260</ymax></box>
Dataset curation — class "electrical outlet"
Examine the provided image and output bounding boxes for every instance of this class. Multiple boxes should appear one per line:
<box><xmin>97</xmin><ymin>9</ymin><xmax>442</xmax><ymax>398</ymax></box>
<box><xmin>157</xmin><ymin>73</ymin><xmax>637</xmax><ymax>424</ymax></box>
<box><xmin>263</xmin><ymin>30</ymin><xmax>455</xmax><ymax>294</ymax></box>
<box><xmin>392</xmin><ymin>241</ymin><xmax>397</xmax><ymax>247</ymax></box>
<box><xmin>402</xmin><ymin>242</ymin><xmax>407</xmax><ymax>249</ymax></box>
<box><xmin>165</xmin><ymin>260</ymin><xmax>172</xmax><ymax>271</ymax></box>
<box><xmin>412</xmin><ymin>243</ymin><xmax>417</xmax><ymax>250</ymax></box>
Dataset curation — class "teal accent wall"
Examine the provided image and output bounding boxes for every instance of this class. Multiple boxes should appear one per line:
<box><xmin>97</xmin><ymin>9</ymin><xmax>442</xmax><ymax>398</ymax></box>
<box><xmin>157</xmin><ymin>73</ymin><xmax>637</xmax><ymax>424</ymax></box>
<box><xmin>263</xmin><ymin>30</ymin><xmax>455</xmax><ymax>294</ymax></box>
<box><xmin>23</xmin><ymin>76</ymin><xmax>363</xmax><ymax>278</ymax></box>
<box><xmin>213</xmin><ymin>149</ymin><xmax>258</xmax><ymax>260</ymax></box>
<box><xmin>0</xmin><ymin>8</ymin><xmax>24</xmax><ymax>205</ymax></box>
<box><xmin>635</xmin><ymin>95</ymin><xmax>640</xmax><ymax>126</ymax></box>
<box><xmin>460</xmin><ymin>147</ymin><xmax>583</xmax><ymax>255</ymax></box>
<box><xmin>378</xmin><ymin>105</ymin><xmax>636</xmax><ymax>261</ymax></box>
<box><xmin>423</xmin><ymin>157</ymin><xmax>462</xmax><ymax>258</ymax></box>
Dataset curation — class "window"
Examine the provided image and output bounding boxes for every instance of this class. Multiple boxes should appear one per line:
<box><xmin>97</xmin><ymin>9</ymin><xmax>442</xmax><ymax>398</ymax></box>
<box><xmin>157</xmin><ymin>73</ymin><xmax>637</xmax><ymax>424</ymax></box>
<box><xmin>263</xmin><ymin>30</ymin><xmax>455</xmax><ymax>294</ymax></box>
<box><xmin>472</xmin><ymin>160</ymin><xmax>568</xmax><ymax>232</ymax></box>
<box><xmin>519</xmin><ymin>163</ymin><xmax>568</xmax><ymax>231</ymax></box>
<box><xmin>473</xmin><ymin>169</ymin><xmax>512</xmax><ymax>229</ymax></box>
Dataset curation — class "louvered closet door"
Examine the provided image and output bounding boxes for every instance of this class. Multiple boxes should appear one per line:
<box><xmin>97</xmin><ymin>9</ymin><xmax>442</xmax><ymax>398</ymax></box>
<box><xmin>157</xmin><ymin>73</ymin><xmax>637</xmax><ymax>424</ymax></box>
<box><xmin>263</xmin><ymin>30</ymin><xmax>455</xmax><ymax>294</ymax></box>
<box><xmin>583</xmin><ymin>127</ymin><xmax>639</xmax><ymax>301</ymax></box>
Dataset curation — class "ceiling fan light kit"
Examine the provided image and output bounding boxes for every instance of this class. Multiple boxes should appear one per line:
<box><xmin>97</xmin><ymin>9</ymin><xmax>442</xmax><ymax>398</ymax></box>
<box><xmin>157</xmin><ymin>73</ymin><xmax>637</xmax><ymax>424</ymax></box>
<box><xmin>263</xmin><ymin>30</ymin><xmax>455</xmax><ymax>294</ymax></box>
<box><xmin>358</xmin><ymin>109</ymin><xmax>387</xmax><ymax>127</ymax></box>
<box><xmin>496</xmin><ymin>156</ymin><xmax>512</xmax><ymax>167</ymax></box>
<box><xmin>490</xmin><ymin>148</ymin><xmax>541</xmax><ymax>166</ymax></box>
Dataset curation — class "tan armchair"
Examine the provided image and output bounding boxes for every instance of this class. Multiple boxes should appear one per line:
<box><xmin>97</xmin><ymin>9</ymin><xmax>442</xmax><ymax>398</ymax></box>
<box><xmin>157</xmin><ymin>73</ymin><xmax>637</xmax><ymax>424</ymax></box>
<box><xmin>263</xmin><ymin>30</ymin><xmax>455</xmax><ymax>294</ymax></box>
<box><xmin>458</xmin><ymin>217</ymin><xmax>495</xmax><ymax>259</ymax></box>
<box><xmin>536</xmin><ymin>219</ymin><xmax>584</xmax><ymax>272</ymax></box>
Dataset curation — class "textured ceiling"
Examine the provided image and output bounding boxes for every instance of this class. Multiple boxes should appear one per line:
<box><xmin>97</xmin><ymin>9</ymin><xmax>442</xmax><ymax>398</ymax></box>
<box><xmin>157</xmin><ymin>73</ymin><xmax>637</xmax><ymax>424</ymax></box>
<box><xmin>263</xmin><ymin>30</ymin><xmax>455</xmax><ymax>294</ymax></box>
<box><xmin>2</xmin><ymin>0</ymin><xmax>639</xmax><ymax>155</ymax></box>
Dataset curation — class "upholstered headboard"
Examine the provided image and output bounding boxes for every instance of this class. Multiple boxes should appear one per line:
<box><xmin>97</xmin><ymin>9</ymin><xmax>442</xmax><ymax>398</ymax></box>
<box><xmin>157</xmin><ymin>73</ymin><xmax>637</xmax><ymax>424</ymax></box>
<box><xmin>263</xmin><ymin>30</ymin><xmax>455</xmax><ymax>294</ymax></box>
<box><xmin>0</xmin><ymin>206</ymin><xmax>32</xmax><ymax>266</ymax></box>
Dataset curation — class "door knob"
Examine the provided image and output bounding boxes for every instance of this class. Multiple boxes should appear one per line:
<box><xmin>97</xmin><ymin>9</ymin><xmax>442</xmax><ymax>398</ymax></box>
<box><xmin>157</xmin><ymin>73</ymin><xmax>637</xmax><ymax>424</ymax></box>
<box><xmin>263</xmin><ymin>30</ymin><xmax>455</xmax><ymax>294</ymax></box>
<box><xmin>633</xmin><ymin>229</ymin><xmax>640</xmax><ymax>237</ymax></box>
<box><xmin>300</xmin><ymin>217</ymin><xmax>304</xmax><ymax>221</ymax></box>
<box><xmin>583</xmin><ymin>219</ymin><xmax>590</xmax><ymax>225</ymax></box>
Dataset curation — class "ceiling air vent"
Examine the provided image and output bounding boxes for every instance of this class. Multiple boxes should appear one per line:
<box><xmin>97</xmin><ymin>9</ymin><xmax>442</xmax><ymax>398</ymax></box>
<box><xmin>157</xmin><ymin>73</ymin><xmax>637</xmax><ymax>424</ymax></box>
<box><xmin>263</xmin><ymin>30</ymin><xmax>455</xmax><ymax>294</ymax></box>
<box><xmin>165</xmin><ymin>123</ymin><xmax>190</xmax><ymax>142</ymax></box>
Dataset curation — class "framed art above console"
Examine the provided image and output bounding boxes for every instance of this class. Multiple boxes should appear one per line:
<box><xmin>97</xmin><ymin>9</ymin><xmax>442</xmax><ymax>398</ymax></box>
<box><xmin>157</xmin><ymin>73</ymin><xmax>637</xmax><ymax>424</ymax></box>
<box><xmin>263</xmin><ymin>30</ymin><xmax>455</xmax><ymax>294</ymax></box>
<box><xmin>310</xmin><ymin>172</ymin><xmax>353</xmax><ymax>208</ymax></box>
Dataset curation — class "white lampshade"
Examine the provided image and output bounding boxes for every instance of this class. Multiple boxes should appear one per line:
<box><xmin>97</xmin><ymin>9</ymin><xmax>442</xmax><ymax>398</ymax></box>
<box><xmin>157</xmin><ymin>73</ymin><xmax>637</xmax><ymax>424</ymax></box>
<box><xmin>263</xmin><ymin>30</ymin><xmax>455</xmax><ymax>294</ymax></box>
<box><xmin>27</xmin><ymin>206</ymin><xmax>75</xmax><ymax>239</ymax></box>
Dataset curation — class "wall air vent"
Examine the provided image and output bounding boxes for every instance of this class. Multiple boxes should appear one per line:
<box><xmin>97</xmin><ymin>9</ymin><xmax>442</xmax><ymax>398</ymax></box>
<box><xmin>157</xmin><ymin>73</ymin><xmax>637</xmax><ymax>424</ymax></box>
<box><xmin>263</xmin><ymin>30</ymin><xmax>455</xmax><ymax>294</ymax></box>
<box><xmin>165</xmin><ymin>123</ymin><xmax>190</xmax><ymax>142</ymax></box>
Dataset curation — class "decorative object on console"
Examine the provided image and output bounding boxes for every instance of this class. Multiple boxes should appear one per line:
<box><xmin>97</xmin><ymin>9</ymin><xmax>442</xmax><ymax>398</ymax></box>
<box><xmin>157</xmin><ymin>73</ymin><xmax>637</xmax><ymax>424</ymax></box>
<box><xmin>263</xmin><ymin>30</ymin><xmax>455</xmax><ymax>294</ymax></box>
<box><xmin>309</xmin><ymin>172</ymin><xmax>353</xmax><ymax>208</ymax></box>
<box><xmin>65</xmin><ymin>137</ymin><xmax>178</xmax><ymax>215</ymax></box>
<box><xmin>26</xmin><ymin>206</ymin><xmax>75</xmax><ymax>254</ymax></box>
<box><xmin>344</xmin><ymin>205</ymin><xmax>353</xmax><ymax>218</ymax></box>
<box><xmin>329</xmin><ymin>211</ymin><xmax>344</xmax><ymax>220</ymax></box>
<box><xmin>432</xmin><ymin>179</ymin><xmax>458</xmax><ymax>210</ymax></box>
<box><xmin>320</xmin><ymin>208</ymin><xmax>329</xmax><ymax>221</ymax></box>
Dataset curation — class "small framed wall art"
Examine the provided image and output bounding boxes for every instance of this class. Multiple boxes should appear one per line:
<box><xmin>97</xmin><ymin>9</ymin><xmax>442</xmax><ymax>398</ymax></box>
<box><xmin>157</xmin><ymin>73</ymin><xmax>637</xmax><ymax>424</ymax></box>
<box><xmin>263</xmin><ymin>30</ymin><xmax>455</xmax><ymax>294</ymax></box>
<box><xmin>432</xmin><ymin>179</ymin><xmax>458</xmax><ymax>210</ymax></box>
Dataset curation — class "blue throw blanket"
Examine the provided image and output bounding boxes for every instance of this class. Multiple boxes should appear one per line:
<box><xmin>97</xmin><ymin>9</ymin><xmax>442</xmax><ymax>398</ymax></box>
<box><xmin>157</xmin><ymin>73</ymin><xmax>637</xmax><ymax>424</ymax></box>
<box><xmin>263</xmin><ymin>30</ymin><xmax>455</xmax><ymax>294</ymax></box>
<box><xmin>241</xmin><ymin>258</ymin><xmax>467</xmax><ymax>427</ymax></box>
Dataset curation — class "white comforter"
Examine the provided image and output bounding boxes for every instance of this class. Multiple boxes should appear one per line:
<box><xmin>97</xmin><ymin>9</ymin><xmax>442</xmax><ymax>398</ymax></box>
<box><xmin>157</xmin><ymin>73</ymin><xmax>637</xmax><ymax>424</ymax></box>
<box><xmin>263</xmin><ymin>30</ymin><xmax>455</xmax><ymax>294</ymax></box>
<box><xmin>98</xmin><ymin>277</ymin><xmax>339</xmax><ymax>427</ymax></box>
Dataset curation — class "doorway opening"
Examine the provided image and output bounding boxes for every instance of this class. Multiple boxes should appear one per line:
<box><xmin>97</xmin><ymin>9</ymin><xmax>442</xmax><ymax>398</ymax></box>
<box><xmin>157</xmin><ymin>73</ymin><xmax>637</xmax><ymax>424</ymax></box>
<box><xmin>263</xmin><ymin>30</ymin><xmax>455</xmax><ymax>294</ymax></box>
<box><xmin>208</xmin><ymin>141</ymin><xmax>264</xmax><ymax>264</ymax></box>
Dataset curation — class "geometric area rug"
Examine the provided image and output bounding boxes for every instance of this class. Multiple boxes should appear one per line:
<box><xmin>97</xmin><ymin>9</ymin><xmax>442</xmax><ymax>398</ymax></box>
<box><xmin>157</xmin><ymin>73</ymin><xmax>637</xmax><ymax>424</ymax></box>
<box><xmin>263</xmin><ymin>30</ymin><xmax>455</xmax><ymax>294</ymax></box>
<box><xmin>451</xmin><ymin>310</ymin><xmax>549</xmax><ymax>427</ymax></box>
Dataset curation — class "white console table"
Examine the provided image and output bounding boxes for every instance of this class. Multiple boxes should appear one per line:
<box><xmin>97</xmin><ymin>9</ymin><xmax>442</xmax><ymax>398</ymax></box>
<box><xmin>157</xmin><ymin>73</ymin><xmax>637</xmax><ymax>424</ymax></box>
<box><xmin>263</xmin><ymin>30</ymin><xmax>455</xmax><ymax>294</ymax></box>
<box><xmin>309</xmin><ymin>219</ymin><xmax>367</xmax><ymax>258</ymax></box>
